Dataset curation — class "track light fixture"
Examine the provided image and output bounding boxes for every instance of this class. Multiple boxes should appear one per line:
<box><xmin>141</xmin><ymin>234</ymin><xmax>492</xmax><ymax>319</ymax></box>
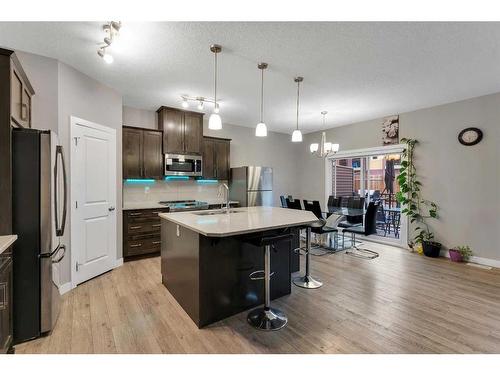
<box><xmin>180</xmin><ymin>95</ymin><xmax>220</xmax><ymax>112</ymax></box>
<box><xmin>97</xmin><ymin>21</ymin><xmax>121</xmax><ymax>64</ymax></box>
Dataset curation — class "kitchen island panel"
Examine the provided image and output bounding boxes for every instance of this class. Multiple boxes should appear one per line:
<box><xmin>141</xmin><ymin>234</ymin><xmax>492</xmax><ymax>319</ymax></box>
<box><xmin>161</xmin><ymin>220</ymin><xmax>293</xmax><ymax>328</ymax></box>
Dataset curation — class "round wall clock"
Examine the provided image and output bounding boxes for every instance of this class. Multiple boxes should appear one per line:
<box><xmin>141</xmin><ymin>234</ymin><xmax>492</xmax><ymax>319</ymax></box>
<box><xmin>458</xmin><ymin>127</ymin><xmax>483</xmax><ymax>146</ymax></box>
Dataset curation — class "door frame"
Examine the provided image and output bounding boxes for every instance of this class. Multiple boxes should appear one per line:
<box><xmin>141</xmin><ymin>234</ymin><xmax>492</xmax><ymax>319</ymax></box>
<box><xmin>70</xmin><ymin>116</ymin><xmax>119</xmax><ymax>289</ymax></box>
<box><xmin>325</xmin><ymin>143</ymin><xmax>409</xmax><ymax>249</ymax></box>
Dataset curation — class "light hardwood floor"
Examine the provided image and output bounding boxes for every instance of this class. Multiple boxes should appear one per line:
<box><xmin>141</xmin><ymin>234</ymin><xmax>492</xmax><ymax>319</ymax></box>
<box><xmin>15</xmin><ymin>242</ymin><xmax>500</xmax><ymax>354</ymax></box>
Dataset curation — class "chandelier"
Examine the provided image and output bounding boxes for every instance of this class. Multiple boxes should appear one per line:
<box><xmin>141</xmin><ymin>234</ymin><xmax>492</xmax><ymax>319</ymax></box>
<box><xmin>310</xmin><ymin>111</ymin><xmax>340</xmax><ymax>157</ymax></box>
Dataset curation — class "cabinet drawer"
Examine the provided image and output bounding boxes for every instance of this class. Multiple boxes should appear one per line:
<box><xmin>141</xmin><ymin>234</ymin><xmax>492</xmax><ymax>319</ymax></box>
<box><xmin>126</xmin><ymin>209</ymin><xmax>168</xmax><ymax>221</ymax></box>
<box><xmin>127</xmin><ymin>222</ymin><xmax>162</xmax><ymax>234</ymax></box>
<box><xmin>125</xmin><ymin>237</ymin><xmax>162</xmax><ymax>257</ymax></box>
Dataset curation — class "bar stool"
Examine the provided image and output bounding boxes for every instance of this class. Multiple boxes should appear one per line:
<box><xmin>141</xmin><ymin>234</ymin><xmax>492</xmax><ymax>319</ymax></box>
<box><xmin>246</xmin><ymin>232</ymin><xmax>293</xmax><ymax>331</ymax></box>
<box><xmin>293</xmin><ymin>221</ymin><xmax>323</xmax><ymax>289</ymax></box>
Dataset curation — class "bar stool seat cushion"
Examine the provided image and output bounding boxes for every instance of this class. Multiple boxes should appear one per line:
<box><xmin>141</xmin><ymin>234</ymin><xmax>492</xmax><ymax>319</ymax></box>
<box><xmin>246</xmin><ymin>233</ymin><xmax>293</xmax><ymax>248</ymax></box>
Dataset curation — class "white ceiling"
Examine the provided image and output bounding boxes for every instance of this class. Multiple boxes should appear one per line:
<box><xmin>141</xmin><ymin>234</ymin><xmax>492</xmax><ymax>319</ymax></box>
<box><xmin>1</xmin><ymin>22</ymin><xmax>500</xmax><ymax>134</ymax></box>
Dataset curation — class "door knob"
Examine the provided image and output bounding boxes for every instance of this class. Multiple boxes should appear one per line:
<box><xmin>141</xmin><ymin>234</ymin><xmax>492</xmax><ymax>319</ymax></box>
<box><xmin>108</xmin><ymin>206</ymin><xmax>115</xmax><ymax>211</ymax></box>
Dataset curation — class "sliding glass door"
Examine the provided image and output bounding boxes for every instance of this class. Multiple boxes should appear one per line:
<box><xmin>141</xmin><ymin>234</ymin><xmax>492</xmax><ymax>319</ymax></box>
<box><xmin>330</xmin><ymin>147</ymin><xmax>406</xmax><ymax>246</ymax></box>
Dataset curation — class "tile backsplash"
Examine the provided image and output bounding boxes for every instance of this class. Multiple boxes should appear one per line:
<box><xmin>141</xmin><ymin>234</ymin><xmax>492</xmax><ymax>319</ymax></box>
<box><xmin>123</xmin><ymin>180</ymin><xmax>227</xmax><ymax>204</ymax></box>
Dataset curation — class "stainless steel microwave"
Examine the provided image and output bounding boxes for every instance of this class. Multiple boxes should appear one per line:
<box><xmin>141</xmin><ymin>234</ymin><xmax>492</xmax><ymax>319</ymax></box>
<box><xmin>164</xmin><ymin>154</ymin><xmax>202</xmax><ymax>176</ymax></box>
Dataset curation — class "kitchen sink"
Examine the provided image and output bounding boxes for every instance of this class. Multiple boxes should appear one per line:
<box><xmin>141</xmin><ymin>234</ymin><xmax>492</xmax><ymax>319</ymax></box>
<box><xmin>194</xmin><ymin>209</ymin><xmax>245</xmax><ymax>216</ymax></box>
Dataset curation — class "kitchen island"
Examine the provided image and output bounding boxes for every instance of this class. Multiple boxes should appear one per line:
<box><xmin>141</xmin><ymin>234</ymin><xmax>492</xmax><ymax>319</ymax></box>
<box><xmin>159</xmin><ymin>206</ymin><xmax>317</xmax><ymax>328</ymax></box>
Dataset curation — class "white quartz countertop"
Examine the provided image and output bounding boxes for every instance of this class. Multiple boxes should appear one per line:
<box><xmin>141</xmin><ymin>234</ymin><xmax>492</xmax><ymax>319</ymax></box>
<box><xmin>0</xmin><ymin>235</ymin><xmax>17</xmax><ymax>255</ymax></box>
<box><xmin>159</xmin><ymin>206</ymin><xmax>318</xmax><ymax>237</ymax></box>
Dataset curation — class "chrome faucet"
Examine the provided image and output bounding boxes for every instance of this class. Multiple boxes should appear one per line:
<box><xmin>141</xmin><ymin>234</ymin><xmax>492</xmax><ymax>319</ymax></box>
<box><xmin>218</xmin><ymin>183</ymin><xmax>230</xmax><ymax>212</ymax></box>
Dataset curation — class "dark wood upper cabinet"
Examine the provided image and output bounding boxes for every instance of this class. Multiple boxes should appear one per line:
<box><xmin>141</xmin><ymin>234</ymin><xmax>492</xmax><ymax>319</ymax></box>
<box><xmin>123</xmin><ymin>126</ymin><xmax>163</xmax><ymax>179</ymax></box>
<box><xmin>202</xmin><ymin>136</ymin><xmax>231</xmax><ymax>180</ymax></box>
<box><xmin>1</xmin><ymin>48</ymin><xmax>35</xmax><ymax>236</ymax></box>
<box><xmin>9</xmin><ymin>55</ymin><xmax>34</xmax><ymax>129</ymax></box>
<box><xmin>143</xmin><ymin>130</ymin><xmax>163</xmax><ymax>179</ymax></box>
<box><xmin>184</xmin><ymin>112</ymin><xmax>203</xmax><ymax>154</ymax></box>
<box><xmin>157</xmin><ymin>106</ymin><xmax>203</xmax><ymax>155</ymax></box>
<box><xmin>214</xmin><ymin>139</ymin><xmax>230</xmax><ymax>180</ymax></box>
<box><xmin>123</xmin><ymin>127</ymin><xmax>143</xmax><ymax>179</ymax></box>
<box><xmin>202</xmin><ymin>138</ymin><xmax>216</xmax><ymax>179</ymax></box>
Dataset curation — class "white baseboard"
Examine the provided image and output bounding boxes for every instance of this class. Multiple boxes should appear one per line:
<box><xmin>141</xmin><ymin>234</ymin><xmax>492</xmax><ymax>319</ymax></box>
<box><xmin>440</xmin><ymin>250</ymin><xmax>500</xmax><ymax>269</ymax></box>
<box><xmin>59</xmin><ymin>282</ymin><xmax>73</xmax><ymax>295</ymax></box>
<box><xmin>113</xmin><ymin>258</ymin><xmax>124</xmax><ymax>268</ymax></box>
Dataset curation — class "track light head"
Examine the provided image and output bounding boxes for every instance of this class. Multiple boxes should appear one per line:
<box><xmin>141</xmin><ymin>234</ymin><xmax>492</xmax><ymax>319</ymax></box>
<box><xmin>110</xmin><ymin>21</ymin><xmax>122</xmax><ymax>32</ymax></box>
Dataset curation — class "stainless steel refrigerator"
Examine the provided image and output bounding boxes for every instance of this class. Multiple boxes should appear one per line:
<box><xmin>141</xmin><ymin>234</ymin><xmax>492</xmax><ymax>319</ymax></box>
<box><xmin>229</xmin><ymin>166</ymin><xmax>273</xmax><ymax>207</ymax></box>
<box><xmin>12</xmin><ymin>128</ymin><xmax>67</xmax><ymax>343</ymax></box>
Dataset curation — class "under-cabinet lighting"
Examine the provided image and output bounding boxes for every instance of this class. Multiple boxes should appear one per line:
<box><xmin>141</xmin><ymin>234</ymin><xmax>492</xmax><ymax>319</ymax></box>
<box><xmin>164</xmin><ymin>176</ymin><xmax>190</xmax><ymax>181</ymax></box>
<box><xmin>197</xmin><ymin>179</ymin><xmax>218</xmax><ymax>184</ymax></box>
<box><xmin>125</xmin><ymin>179</ymin><xmax>156</xmax><ymax>184</ymax></box>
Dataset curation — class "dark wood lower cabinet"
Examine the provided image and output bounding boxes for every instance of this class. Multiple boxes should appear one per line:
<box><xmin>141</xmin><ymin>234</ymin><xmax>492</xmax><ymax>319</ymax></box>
<box><xmin>0</xmin><ymin>248</ymin><xmax>13</xmax><ymax>354</ymax></box>
<box><xmin>123</xmin><ymin>208</ymin><xmax>169</xmax><ymax>258</ymax></box>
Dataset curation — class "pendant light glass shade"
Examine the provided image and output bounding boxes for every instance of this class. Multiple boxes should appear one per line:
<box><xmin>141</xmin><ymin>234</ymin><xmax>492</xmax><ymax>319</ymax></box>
<box><xmin>310</xmin><ymin>143</ymin><xmax>319</xmax><ymax>153</ymax></box>
<box><xmin>255</xmin><ymin>122</ymin><xmax>267</xmax><ymax>137</ymax></box>
<box><xmin>209</xmin><ymin>44</ymin><xmax>222</xmax><ymax>130</ymax></box>
<box><xmin>255</xmin><ymin>63</ymin><xmax>268</xmax><ymax>137</ymax></box>
<box><xmin>292</xmin><ymin>77</ymin><xmax>303</xmax><ymax>143</ymax></box>
<box><xmin>292</xmin><ymin>129</ymin><xmax>303</xmax><ymax>142</ymax></box>
<box><xmin>208</xmin><ymin>113</ymin><xmax>222</xmax><ymax>130</ymax></box>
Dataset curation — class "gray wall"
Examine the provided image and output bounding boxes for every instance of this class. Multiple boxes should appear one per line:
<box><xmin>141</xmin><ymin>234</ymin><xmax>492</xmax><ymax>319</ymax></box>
<box><xmin>57</xmin><ymin>62</ymin><xmax>123</xmax><ymax>284</ymax></box>
<box><xmin>16</xmin><ymin>51</ymin><xmax>123</xmax><ymax>285</ymax></box>
<box><xmin>123</xmin><ymin>105</ymin><xmax>301</xmax><ymax>206</ymax></box>
<box><xmin>16</xmin><ymin>51</ymin><xmax>58</xmax><ymax>133</ymax></box>
<box><xmin>296</xmin><ymin>92</ymin><xmax>500</xmax><ymax>261</ymax></box>
<box><xmin>204</xmin><ymin>121</ymin><xmax>301</xmax><ymax>206</ymax></box>
<box><xmin>122</xmin><ymin>105</ymin><xmax>157</xmax><ymax>129</ymax></box>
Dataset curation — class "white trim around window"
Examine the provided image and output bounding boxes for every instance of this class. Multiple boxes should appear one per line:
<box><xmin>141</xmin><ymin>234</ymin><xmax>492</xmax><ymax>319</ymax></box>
<box><xmin>327</xmin><ymin>143</ymin><xmax>406</xmax><ymax>160</ymax></box>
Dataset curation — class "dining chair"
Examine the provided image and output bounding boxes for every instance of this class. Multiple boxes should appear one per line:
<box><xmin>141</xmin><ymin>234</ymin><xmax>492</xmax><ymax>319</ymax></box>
<box><xmin>285</xmin><ymin>198</ymin><xmax>302</xmax><ymax>210</ymax></box>
<box><xmin>342</xmin><ymin>202</ymin><xmax>380</xmax><ymax>259</ymax></box>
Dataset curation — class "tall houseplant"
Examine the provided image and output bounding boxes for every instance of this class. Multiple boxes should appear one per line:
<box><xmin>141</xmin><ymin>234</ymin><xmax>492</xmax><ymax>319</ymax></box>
<box><xmin>396</xmin><ymin>138</ymin><xmax>441</xmax><ymax>257</ymax></box>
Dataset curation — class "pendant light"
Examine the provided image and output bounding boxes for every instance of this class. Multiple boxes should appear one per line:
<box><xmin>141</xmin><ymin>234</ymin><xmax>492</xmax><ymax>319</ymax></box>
<box><xmin>291</xmin><ymin>76</ymin><xmax>303</xmax><ymax>142</ymax></box>
<box><xmin>208</xmin><ymin>44</ymin><xmax>222</xmax><ymax>130</ymax></box>
<box><xmin>255</xmin><ymin>62</ymin><xmax>268</xmax><ymax>137</ymax></box>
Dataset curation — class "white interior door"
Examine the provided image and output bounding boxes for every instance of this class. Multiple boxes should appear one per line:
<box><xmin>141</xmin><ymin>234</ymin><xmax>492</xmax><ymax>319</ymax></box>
<box><xmin>70</xmin><ymin>117</ymin><xmax>117</xmax><ymax>286</ymax></box>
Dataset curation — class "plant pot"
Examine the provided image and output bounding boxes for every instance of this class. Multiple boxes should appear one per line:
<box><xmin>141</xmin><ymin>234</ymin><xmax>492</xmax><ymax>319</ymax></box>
<box><xmin>448</xmin><ymin>248</ymin><xmax>463</xmax><ymax>262</ymax></box>
<box><xmin>422</xmin><ymin>241</ymin><xmax>442</xmax><ymax>258</ymax></box>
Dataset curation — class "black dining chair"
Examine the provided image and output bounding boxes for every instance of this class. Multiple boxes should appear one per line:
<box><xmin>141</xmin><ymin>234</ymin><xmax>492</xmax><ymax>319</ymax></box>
<box><xmin>341</xmin><ymin>202</ymin><xmax>380</xmax><ymax>259</ymax></box>
<box><xmin>285</xmin><ymin>198</ymin><xmax>302</xmax><ymax>210</ymax></box>
<box><xmin>327</xmin><ymin>195</ymin><xmax>340</xmax><ymax>209</ymax></box>
<box><xmin>280</xmin><ymin>195</ymin><xmax>288</xmax><ymax>208</ymax></box>
<box><xmin>340</xmin><ymin>196</ymin><xmax>349</xmax><ymax>208</ymax></box>
<box><xmin>302</xmin><ymin>200</ymin><xmax>338</xmax><ymax>250</ymax></box>
<box><xmin>376</xmin><ymin>205</ymin><xmax>389</xmax><ymax>236</ymax></box>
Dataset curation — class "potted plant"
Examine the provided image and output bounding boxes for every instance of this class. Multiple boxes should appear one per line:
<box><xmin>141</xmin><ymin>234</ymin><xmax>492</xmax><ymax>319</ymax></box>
<box><xmin>396</xmin><ymin>138</ymin><xmax>442</xmax><ymax>257</ymax></box>
<box><xmin>449</xmin><ymin>245</ymin><xmax>473</xmax><ymax>262</ymax></box>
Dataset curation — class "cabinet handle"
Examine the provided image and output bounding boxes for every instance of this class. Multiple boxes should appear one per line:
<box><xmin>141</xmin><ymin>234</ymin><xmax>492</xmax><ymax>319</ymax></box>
<box><xmin>130</xmin><ymin>225</ymin><xmax>142</xmax><ymax>230</ymax></box>
<box><xmin>130</xmin><ymin>243</ymin><xmax>142</xmax><ymax>248</ymax></box>
<box><xmin>129</xmin><ymin>213</ymin><xmax>142</xmax><ymax>217</ymax></box>
<box><xmin>0</xmin><ymin>282</ymin><xmax>6</xmax><ymax>310</ymax></box>
<box><xmin>152</xmin><ymin>241</ymin><xmax>161</xmax><ymax>245</ymax></box>
<box><xmin>152</xmin><ymin>224</ymin><xmax>161</xmax><ymax>228</ymax></box>
<box><xmin>21</xmin><ymin>103</ymin><xmax>28</xmax><ymax>121</ymax></box>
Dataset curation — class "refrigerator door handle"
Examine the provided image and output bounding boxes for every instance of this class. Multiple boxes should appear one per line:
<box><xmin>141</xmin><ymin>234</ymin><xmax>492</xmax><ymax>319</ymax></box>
<box><xmin>54</xmin><ymin>145</ymin><xmax>68</xmax><ymax>237</ymax></box>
